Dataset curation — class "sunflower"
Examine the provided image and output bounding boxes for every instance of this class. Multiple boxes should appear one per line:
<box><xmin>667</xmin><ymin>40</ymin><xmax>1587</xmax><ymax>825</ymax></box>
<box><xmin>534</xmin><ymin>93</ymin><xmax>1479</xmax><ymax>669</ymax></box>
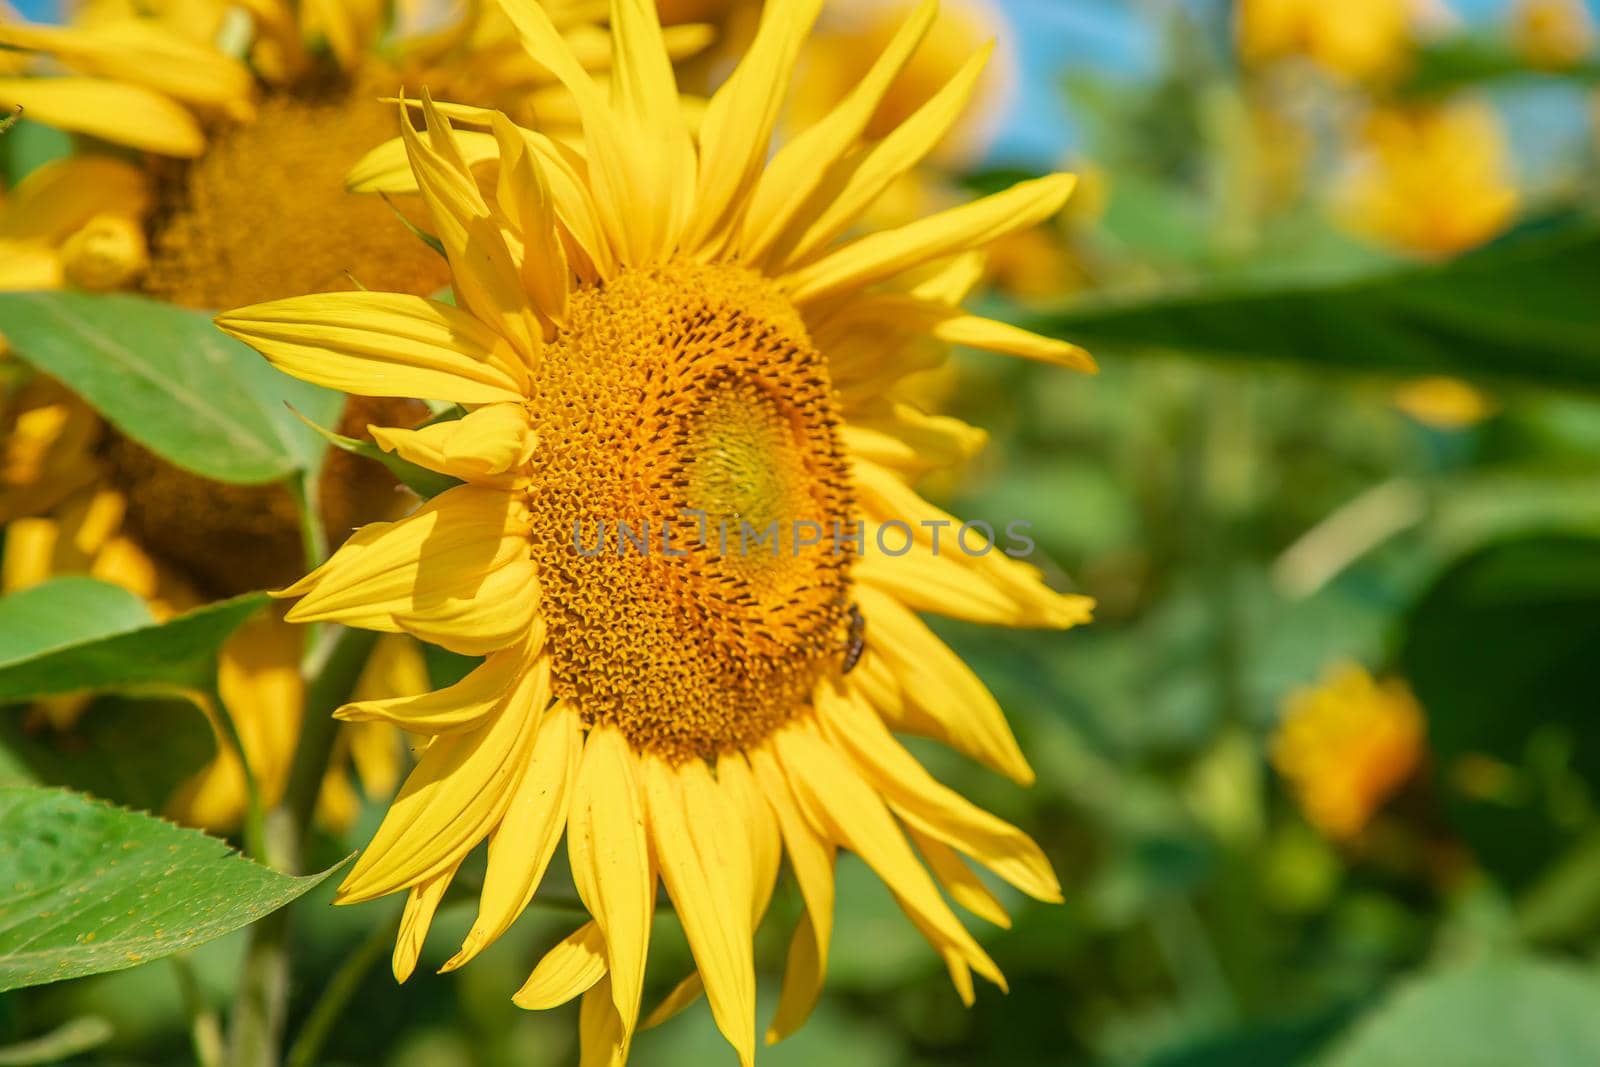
<box><xmin>0</xmin><ymin>0</ymin><xmax>708</xmax><ymax>308</ymax></box>
<box><xmin>1273</xmin><ymin>663</ymin><xmax>1425</xmax><ymax>841</ymax></box>
<box><xmin>218</xmin><ymin>0</ymin><xmax>1094</xmax><ymax>1060</ymax></box>
<box><xmin>1338</xmin><ymin>100</ymin><xmax>1518</xmax><ymax>259</ymax></box>
<box><xmin>1235</xmin><ymin>0</ymin><xmax>1416</xmax><ymax>82</ymax></box>
<box><xmin>0</xmin><ymin>0</ymin><xmax>648</xmax><ymax>832</ymax></box>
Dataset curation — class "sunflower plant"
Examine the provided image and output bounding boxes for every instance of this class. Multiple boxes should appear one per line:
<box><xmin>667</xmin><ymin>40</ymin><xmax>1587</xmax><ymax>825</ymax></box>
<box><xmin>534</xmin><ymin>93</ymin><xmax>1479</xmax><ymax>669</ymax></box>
<box><xmin>0</xmin><ymin>0</ymin><xmax>1099</xmax><ymax>1062</ymax></box>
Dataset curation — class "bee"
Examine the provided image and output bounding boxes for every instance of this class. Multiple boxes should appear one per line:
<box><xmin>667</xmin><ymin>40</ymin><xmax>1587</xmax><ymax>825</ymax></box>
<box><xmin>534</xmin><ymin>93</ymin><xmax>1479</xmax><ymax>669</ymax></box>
<box><xmin>841</xmin><ymin>603</ymin><xmax>866</xmax><ymax>675</ymax></box>
<box><xmin>0</xmin><ymin>106</ymin><xmax>21</xmax><ymax>136</ymax></box>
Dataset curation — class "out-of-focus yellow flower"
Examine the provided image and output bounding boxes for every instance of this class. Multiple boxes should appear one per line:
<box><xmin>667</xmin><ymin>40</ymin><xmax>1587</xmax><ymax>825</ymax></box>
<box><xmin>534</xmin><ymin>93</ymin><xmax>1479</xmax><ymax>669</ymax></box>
<box><xmin>0</xmin><ymin>377</ymin><xmax>425</xmax><ymax>833</ymax></box>
<box><xmin>1393</xmin><ymin>376</ymin><xmax>1496</xmax><ymax>429</ymax></box>
<box><xmin>1236</xmin><ymin>0</ymin><xmax>1414</xmax><ymax>81</ymax></box>
<box><xmin>0</xmin><ymin>0</ymin><xmax>684</xmax><ymax>309</ymax></box>
<box><xmin>1273</xmin><ymin>664</ymin><xmax>1425</xmax><ymax>841</ymax></box>
<box><xmin>1339</xmin><ymin>101</ymin><xmax>1518</xmax><ymax>258</ymax></box>
<box><xmin>0</xmin><ymin>156</ymin><xmax>150</xmax><ymax>292</ymax></box>
<box><xmin>1511</xmin><ymin>0</ymin><xmax>1596</xmax><ymax>70</ymax></box>
<box><xmin>793</xmin><ymin>0</ymin><xmax>1017</xmax><ymax>169</ymax></box>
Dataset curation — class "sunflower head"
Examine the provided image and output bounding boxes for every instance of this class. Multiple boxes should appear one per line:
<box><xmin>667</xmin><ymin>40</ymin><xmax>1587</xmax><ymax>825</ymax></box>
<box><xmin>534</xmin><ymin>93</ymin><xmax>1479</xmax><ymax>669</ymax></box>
<box><xmin>219</xmin><ymin>0</ymin><xmax>1094</xmax><ymax>1061</ymax></box>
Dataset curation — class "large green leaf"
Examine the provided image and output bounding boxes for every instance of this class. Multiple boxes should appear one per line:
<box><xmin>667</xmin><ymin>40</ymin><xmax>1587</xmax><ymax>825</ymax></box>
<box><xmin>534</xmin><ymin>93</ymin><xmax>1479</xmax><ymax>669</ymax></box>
<box><xmin>0</xmin><ymin>291</ymin><xmax>342</xmax><ymax>485</ymax></box>
<box><xmin>0</xmin><ymin>580</ymin><xmax>268</xmax><ymax>703</ymax></box>
<box><xmin>0</xmin><ymin>786</ymin><xmax>342</xmax><ymax>991</ymax></box>
<box><xmin>1034</xmin><ymin>223</ymin><xmax>1600</xmax><ymax>392</ymax></box>
<box><xmin>1401</xmin><ymin>535</ymin><xmax>1600</xmax><ymax>889</ymax></box>
<box><xmin>1318</xmin><ymin>957</ymin><xmax>1600</xmax><ymax>1066</ymax></box>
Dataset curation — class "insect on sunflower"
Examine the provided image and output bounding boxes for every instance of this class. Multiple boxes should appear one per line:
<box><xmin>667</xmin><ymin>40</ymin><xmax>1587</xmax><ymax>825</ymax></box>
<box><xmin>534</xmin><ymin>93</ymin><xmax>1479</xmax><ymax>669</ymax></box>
<box><xmin>218</xmin><ymin>0</ymin><xmax>1096</xmax><ymax>1061</ymax></box>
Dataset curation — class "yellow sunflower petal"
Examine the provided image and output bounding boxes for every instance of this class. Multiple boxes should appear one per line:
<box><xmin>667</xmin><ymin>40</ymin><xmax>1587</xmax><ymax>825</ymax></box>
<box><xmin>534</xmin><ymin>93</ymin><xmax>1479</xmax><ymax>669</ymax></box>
<box><xmin>775</xmin><ymin>44</ymin><xmax>993</xmax><ymax>268</ymax></box>
<box><xmin>450</xmin><ymin>699</ymin><xmax>581</xmax><ymax>972</ymax></box>
<box><xmin>280</xmin><ymin>485</ymin><xmax>537</xmax><ymax>656</ymax></box>
<box><xmin>579</xmin><ymin>975</ymin><xmax>627</xmax><ymax>1067</ymax></box>
<box><xmin>783</xmin><ymin>174</ymin><xmax>1077</xmax><ymax>306</ymax></box>
<box><xmin>513</xmin><ymin>919</ymin><xmax>608</xmax><ymax>1010</ymax></box>
<box><xmin>337</xmin><ymin>637</ymin><xmax>531</xmax><ymax>735</ymax></box>
<box><xmin>750</xmin><ymin>744</ymin><xmax>835</xmax><ymax>1045</ymax></box>
<box><xmin>842</xmin><ymin>408</ymin><xmax>987</xmax><ymax>475</ymax></box>
<box><xmin>369</xmin><ymin>402</ymin><xmax>536</xmax><ymax>484</ymax></box>
<box><xmin>643</xmin><ymin>756</ymin><xmax>757</xmax><ymax>1067</ymax></box>
<box><xmin>681</xmin><ymin>0</ymin><xmax>823</xmax><ymax>255</ymax></box>
<box><xmin>908</xmin><ymin>827</ymin><xmax>1011</xmax><ymax>929</ymax></box>
<box><xmin>393</xmin><ymin>861</ymin><xmax>459</xmax><ymax>982</ymax></box>
<box><xmin>568</xmin><ymin>726</ymin><xmax>653</xmax><ymax>1049</ymax></box>
<box><xmin>0</xmin><ymin>76</ymin><xmax>204</xmax><ymax>156</ymax></box>
<box><xmin>491</xmin><ymin>114</ymin><xmax>571</xmax><ymax>333</ymax></box>
<box><xmin>336</xmin><ymin>662</ymin><xmax>542</xmax><ymax>903</ymax></box>
<box><xmin>216</xmin><ymin>292</ymin><xmax>525</xmax><ymax>404</ymax></box>
<box><xmin>852</xmin><ymin>589</ymin><xmax>1033</xmax><ymax>785</ymax></box>
<box><xmin>718</xmin><ymin>752</ymin><xmax>782</xmax><ymax>921</ymax></box>
<box><xmin>346</xmin><ymin>130</ymin><xmax>498</xmax><ymax>194</ymax></box>
<box><xmin>0</xmin><ymin>19</ymin><xmax>251</xmax><ymax>110</ymax></box>
<box><xmin>853</xmin><ymin>458</ymin><xmax>1093</xmax><ymax>629</ymax></box>
<box><xmin>402</xmin><ymin>93</ymin><xmax>541</xmax><ymax>361</ymax></box>
<box><xmin>818</xmin><ymin>681</ymin><xmax>1060</xmax><ymax>904</ymax></box>
<box><xmin>774</xmin><ymin>720</ymin><xmax>1002</xmax><ymax>1002</ymax></box>
<box><xmin>740</xmin><ymin>0</ymin><xmax>937</xmax><ymax>264</ymax></box>
<box><xmin>609</xmin><ymin>0</ymin><xmax>696</xmax><ymax>257</ymax></box>
<box><xmin>0</xmin><ymin>155</ymin><xmax>150</xmax><ymax>245</ymax></box>
<box><xmin>493</xmin><ymin>0</ymin><xmax>638</xmax><ymax>269</ymax></box>
<box><xmin>933</xmin><ymin>315</ymin><xmax>1097</xmax><ymax>372</ymax></box>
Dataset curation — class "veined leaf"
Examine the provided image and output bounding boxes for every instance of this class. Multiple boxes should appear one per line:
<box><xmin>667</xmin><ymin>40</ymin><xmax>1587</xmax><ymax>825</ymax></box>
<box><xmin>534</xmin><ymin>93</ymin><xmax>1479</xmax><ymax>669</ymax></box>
<box><xmin>0</xmin><ymin>786</ymin><xmax>344</xmax><ymax>991</ymax></box>
<box><xmin>0</xmin><ymin>291</ymin><xmax>343</xmax><ymax>485</ymax></box>
<box><xmin>0</xmin><ymin>580</ymin><xmax>268</xmax><ymax>703</ymax></box>
<box><xmin>1034</xmin><ymin>223</ymin><xmax>1600</xmax><ymax>392</ymax></box>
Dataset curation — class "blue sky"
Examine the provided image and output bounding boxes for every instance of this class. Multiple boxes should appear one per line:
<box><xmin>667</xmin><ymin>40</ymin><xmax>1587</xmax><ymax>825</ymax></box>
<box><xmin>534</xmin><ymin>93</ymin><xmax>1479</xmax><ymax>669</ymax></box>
<box><xmin>10</xmin><ymin>0</ymin><xmax>1598</xmax><ymax>170</ymax></box>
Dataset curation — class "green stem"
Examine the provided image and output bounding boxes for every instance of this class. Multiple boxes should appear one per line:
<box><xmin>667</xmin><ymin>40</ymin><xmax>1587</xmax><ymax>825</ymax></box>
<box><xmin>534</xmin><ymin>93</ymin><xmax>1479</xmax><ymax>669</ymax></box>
<box><xmin>228</xmin><ymin>625</ymin><xmax>378</xmax><ymax>1067</ymax></box>
<box><xmin>170</xmin><ymin>954</ymin><xmax>224</xmax><ymax>1067</ymax></box>
<box><xmin>284</xmin><ymin>912</ymin><xmax>401</xmax><ymax>1067</ymax></box>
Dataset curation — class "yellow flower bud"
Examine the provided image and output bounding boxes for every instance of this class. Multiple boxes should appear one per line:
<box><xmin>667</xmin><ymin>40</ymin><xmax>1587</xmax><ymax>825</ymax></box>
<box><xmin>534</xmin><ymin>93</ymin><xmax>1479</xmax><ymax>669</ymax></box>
<box><xmin>60</xmin><ymin>213</ymin><xmax>148</xmax><ymax>292</ymax></box>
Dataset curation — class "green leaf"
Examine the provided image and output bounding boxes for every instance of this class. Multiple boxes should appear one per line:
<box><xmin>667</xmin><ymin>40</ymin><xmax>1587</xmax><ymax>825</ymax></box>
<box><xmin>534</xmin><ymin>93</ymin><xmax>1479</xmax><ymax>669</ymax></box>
<box><xmin>0</xmin><ymin>291</ymin><xmax>343</xmax><ymax>485</ymax></box>
<box><xmin>0</xmin><ymin>786</ymin><xmax>344</xmax><ymax>991</ymax></box>
<box><xmin>0</xmin><ymin>577</ymin><xmax>153</xmax><ymax>668</ymax></box>
<box><xmin>1403</xmin><ymin>37</ymin><xmax>1600</xmax><ymax>98</ymax></box>
<box><xmin>1033</xmin><ymin>223</ymin><xmax>1600</xmax><ymax>392</ymax></box>
<box><xmin>1318</xmin><ymin>957</ymin><xmax>1600</xmax><ymax>1067</ymax></box>
<box><xmin>289</xmin><ymin>406</ymin><xmax>462</xmax><ymax>500</ymax></box>
<box><xmin>0</xmin><ymin>696</ymin><xmax>216</xmax><ymax>813</ymax></box>
<box><xmin>0</xmin><ymin>583</ymin><xmax>269</xmax><ymax>703</ymax></box>
<box><xmin>0</xmin><ymin>118</ymin><xmax>73</xmax><ymax>186</ymax></box>
<box><xmin>1401</xmin><ymin>535</ymin><xmax>1600</xmax><ymax>889</ymax></box>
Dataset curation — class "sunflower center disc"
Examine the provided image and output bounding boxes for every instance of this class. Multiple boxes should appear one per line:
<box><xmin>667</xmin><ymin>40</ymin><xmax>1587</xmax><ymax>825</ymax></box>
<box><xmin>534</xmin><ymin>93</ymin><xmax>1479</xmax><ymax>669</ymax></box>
<box><xmin>143</xmin><ymin>68</ymin><xmax>451</xmax><ymax>309</ymax></box>
<box><xmin>524</xmin><ymin>262</ymin><xmax>855</xmax><ymax>761</ymax></box>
